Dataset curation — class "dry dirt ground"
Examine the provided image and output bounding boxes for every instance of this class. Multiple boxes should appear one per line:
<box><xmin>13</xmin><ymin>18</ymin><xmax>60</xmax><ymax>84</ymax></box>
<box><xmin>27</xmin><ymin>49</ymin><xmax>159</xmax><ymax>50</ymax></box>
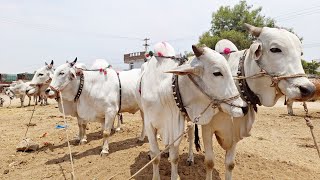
<box><xmin>0</xmin><ymin>95</ymin><xmax>319</xmax><ymax>180</ymax></box>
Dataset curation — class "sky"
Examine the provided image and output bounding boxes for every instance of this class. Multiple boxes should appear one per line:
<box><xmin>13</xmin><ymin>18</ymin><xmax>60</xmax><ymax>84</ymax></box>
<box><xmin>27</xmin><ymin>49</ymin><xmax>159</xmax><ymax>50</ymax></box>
<box><xmin>0</xmin><ymin>0</ymin><xmax>319</xmax><ymax>73</ymax></box>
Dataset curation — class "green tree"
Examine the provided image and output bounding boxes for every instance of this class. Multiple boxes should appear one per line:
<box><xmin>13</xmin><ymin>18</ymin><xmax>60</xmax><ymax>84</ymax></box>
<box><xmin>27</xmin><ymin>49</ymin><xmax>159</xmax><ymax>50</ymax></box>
<box><xmin>199</xmin><ymin>0</ymin><xmax>275</xmax><ymax>50</ymax></box>
<box><xmin>301</xmin><ymin>59</ymin><xmax>320</xmax><ymax>75</ymax></box>
<box><xmin>301</xmin><ymin>59</ymin><xmax>309</xmax><ymax>74</ymax></box>
<box><xmin>308</xmin><ymin>60</ymin><xmax>320</xmax><ymax>75</ymax></box>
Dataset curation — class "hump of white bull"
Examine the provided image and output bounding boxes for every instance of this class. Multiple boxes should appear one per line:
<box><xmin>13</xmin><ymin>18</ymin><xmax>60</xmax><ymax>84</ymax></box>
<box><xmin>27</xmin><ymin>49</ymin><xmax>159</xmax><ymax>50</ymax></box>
<box><xmin>154</xmin><ymin>42</ymin><xmax>176</xmax><ymax>57</ymax></box>
<box><xmin>74</xmin><ymin>63</ymin><xmax>87</xmax><ymax>70</ymax></box>
<box><xmin>215</xmin><ymin>39</ymin><xmax>238</xmax><ymax>55</ymax></box>
<box><xmin>90</xmin><ymin>59</ymin><xmax>110</xmax><ymax>69</ymax></box>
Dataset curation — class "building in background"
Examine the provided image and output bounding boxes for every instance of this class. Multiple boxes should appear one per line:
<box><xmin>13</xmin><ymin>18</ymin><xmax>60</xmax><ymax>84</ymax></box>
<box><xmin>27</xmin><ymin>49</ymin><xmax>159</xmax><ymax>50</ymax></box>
<box><xmin>17</xmin><ymin>73</ymin><xmax>34</xmax><ymax>81</ymax></box>
<box><xmin>124</xmin><ymin>51</ymin><xmax>146</xmax><ymax>70</ymax></box>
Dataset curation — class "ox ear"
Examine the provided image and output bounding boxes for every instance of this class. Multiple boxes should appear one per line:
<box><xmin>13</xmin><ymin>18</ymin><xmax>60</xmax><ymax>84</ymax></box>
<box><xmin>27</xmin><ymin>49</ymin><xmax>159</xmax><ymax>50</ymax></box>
<box><xmin>45</xmin><ymin>62</ymin><xmax>48</xmax><ymax>66</ymax></box>
<box><xmin>244</xmin><ymin>23</ymin><xmax>262</xmax><ymax>37</ymax></box>
<box><xmin>69</xmin><ymin>67</ymin><xmax>83</xmax><ymax>79</ymax></box>
<box><xmin>69</xmin><ymin>68</ymin><xmax>77</xmax><ymax>79</ymax></box>
<box><xmin>165</xmin><ymin>64</ymin><xmax>202</xmax><ymax>76</ymax></box>
<box><xmin>250</xmin><ymin>41</ymin><xmax>262</xmax><ymax>61</ymax></box>
<box><xmin>69</xmin><ymin>57</ymin><xmax>77</xmax><ymax>67</ymax></box>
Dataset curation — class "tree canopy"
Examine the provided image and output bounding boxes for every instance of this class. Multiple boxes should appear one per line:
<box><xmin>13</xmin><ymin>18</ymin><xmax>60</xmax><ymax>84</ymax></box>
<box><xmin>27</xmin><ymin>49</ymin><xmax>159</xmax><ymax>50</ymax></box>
<box><xmin>302</xmin><ymin>60</ymin><xmax>320</xmax><ymax>75</ymax></box>
<box><xmin>199</xmin><ymin>0</ymin><xmax>275</xmax><ymax>50</ymax></box>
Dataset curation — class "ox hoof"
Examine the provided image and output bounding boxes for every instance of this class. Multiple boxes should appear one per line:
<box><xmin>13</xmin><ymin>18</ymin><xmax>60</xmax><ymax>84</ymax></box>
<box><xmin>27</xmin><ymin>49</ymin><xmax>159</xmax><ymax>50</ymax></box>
<box><xmin>156</xmin><ymin>134</ymin><xmax>162</xmax><ymax>141</ymax></box>
<box><xmin>147</xmin><ymin>152</ymin><xmax>152</xmax><ymax>160</ymax></box>
<box><xmin>115</xmin><ymin>127</ymin><xmax>121</xmax><ymax>132</ymax></box>
<box><xmin>288</xmin><ymin>113</ymin><xmax>295</xmax><ymax>116</ymax></box>
<box><xmin>136</xmin><ymin>138</ymin><xmax>145</xmax><ymax>144</ymax></box>
<box><xmin>100</xmin><ymin>150</ymin><xmax>109</xmax><ymax>156</ymax></box>
<box><xmin>79</xmin><ymin>139</ymin><xmax>87</xmax><ymax>145</ymax></box>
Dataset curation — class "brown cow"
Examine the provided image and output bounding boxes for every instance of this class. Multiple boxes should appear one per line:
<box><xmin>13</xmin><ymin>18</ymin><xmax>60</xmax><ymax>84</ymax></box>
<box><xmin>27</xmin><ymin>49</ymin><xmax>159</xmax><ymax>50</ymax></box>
<box><xmin>286</xmin><ymin>78</ymin><xmax>320</xmax><ymax>115</ymax></box>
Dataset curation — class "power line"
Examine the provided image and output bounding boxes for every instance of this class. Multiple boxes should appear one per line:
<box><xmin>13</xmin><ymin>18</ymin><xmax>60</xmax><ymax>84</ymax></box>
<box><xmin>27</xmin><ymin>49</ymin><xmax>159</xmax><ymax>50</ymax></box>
<box><xmin>274</xmin><ymin>5</ymin><xmax>320</xmax><ymax>19</ymax></box>
<box><xmin>0</xmin><ymin>16</ymin><xmax>143</xmax><ymax>41</ymax></box>
<box><xmin>277</xmin><ymin>9</ymin><xmax>320</xmax><ymax>22</ymax></box>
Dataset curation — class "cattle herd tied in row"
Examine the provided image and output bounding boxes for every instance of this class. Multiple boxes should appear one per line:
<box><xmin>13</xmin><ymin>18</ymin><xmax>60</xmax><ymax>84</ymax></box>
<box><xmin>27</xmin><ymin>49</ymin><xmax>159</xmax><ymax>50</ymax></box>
<box><xmin>0</xmin><ymin>23</ymin><xmax>318</xmax><ymax>180</ymax></box>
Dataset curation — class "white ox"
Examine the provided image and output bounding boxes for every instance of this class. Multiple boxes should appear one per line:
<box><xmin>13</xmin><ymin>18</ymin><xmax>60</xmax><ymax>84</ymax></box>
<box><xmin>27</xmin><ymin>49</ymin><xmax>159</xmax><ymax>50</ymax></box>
<box><xmin>140</xmin><ymin>42</ymin><xmax>247</xmax><ymax>180</ymax></box>
<box><xmin>215</xmin><ymin>39</ymin><xmax>238</xmax><ymax>59</ymax></box>
<box><xmin>201</xmin><ymin>24</ymin><xmax>316</xmax><ymax>180</ymax></box>
<box><xmin>48</xmin><ymin>58</ymin><xmax>144</xmax><ymax>155</ymax></box>
<box><xmin>4</xmin><ymin>81</ymin><xmax>38</xmax><ymax>107</ymax></box>
<box><xmin>29</xmin><ymin>60</ymin><xmax>55</xmax><ymax>106</ymax></box>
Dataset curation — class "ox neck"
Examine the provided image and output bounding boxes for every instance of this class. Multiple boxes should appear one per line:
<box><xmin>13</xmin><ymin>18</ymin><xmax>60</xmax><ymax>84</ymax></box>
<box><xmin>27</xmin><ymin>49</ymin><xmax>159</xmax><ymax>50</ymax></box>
<box><xmin>60</xmin><ymin>77</ymin><xmax>79</xmax><ymax>102</ymax></box>
<box><xmin>242</xmin><ymin>50</ymin><xmax>280</xmax><ymax>107</ymax></box>
<box><xmin>178</xmin><ymin>74</ymin><xmax>217</xmax><ymax>125</ymax></box>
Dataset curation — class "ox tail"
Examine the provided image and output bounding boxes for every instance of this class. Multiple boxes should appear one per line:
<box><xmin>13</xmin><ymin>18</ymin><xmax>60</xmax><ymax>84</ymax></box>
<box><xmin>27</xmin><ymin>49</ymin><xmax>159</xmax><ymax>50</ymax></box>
<box><xmin>194</xmin><ymin>124</ymin><xmax>201</xmax><ymax>152</ymax></box>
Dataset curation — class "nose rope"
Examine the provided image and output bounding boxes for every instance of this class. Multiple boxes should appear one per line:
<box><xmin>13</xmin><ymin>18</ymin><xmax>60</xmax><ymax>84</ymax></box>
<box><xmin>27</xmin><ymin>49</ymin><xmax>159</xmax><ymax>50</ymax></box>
<box><xmin>234</xmin><ymin>49</ymin><xmax>308</xmax><ymax>111</ymax></box>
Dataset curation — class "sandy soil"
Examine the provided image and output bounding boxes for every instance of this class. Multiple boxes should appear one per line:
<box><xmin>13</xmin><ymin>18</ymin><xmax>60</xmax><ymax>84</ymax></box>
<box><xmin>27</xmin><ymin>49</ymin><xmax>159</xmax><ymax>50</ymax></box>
<box><xmin>0</xmin><ymin>95</ymin><xmax>319</xmax><ymax>180</ymax></box>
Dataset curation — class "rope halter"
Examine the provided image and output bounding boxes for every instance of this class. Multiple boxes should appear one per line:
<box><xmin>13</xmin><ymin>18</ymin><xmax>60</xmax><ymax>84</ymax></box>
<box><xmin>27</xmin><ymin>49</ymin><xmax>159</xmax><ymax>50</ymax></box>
<box><xmin>234</xmin><ymin>49</ymin><xmax>307</xmax><ymax>97</ymax></box>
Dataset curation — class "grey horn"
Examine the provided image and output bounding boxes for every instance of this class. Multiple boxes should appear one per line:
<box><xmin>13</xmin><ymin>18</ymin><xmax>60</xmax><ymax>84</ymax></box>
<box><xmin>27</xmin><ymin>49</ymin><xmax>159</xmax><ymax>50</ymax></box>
<box><xmin>244</xmin><ymin>23</ymin><xmax>262</xmax><ymax>37</ymax></box>
<box><xmin>192</xmin><ymin>45</ymin><xmax>204</xmax><ymax>57</ymax></box>
<box><xmin>69</xmin><ymin>57</ymin><xmax>77</xmax><ymax>67</ymax></box>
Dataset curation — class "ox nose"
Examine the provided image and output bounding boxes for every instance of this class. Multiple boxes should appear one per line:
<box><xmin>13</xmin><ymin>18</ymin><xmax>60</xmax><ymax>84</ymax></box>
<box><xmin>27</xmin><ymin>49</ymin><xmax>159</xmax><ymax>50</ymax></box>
<box><xmin>299</xmin><ymin>84</ymin><xmax>315</xmax><ymax>99</ymax></box>
<box><xmin>241</xmin><ymin>106</ymin><xmax>248</xmax><ymax>115</ymax></box>
<box><xmin>45</xmin><ymin>88</ymin><xmax>51</xmax><ymax>94</ymax></box>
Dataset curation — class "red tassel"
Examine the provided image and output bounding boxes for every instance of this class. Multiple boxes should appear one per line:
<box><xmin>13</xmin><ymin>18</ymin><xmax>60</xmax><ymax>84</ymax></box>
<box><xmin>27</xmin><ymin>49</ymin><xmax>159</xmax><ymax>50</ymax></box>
<box><xmin>157</xmin><ymin>52</ymin><xmax>163</xmax><ymax>57</ymax></box>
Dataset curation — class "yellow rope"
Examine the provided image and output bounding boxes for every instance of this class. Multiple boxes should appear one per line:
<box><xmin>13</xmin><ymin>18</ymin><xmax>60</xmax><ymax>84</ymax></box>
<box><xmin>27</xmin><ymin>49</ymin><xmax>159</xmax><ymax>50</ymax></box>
<box><xmin>303</xmin><ymin>103</ymin><xmax>320</xmax><ymax>158</ymax></box>
<box><xmin>59</xmin><ymin>92</ymin><xmax>76</xmax><ymax>179</ymax></box>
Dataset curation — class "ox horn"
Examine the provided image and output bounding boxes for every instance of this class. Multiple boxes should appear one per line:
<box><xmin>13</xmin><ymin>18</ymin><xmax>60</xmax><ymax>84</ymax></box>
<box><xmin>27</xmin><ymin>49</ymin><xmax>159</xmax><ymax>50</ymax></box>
<box><xmin>69</xmin><ymin>57</ymin><xmax>77</xmax><ymax>67</ymax></box>
<box><xmin>244</xmin><ymin>23</ymin><xmax>262</xmax><ymax>37</ymax></box>
<box><xmin>192</xmin><ymin>45</ymin><xmax>204</xmax><ymax>57</ymax></box>
<box><xmin>50</xmin><ymin>60</ymin><xmax>54</xmax><ymax>65</ymax></box>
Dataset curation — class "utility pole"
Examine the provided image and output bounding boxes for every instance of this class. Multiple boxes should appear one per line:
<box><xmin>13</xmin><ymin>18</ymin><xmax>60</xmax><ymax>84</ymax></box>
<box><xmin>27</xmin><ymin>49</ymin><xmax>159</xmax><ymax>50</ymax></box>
<box><xmin>143</xmin><ymin>38</ymin><xmax>150</xmax><ymax>52</ymax></box>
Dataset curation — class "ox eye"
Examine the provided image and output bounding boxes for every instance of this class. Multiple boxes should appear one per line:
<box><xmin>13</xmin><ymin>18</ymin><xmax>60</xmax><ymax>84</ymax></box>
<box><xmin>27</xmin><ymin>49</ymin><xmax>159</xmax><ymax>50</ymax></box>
<box><xmin>213</xmin><ymin>72</ymin><xmax>223</xmax><ymax>76</ymax></box>
<box><xmin>38</xmin><ymin>73</ymin><xmax>44</xmax><ymax>76</ymax></box>
<box><xmin>270</xmin><ymin>48</ymin><xmax>282</xmax><ymax>53</ymax></box>
<box><xmin>301</xmin><ymin>52</ymin><xmax>304</xmax><ymax>56</ymax></box>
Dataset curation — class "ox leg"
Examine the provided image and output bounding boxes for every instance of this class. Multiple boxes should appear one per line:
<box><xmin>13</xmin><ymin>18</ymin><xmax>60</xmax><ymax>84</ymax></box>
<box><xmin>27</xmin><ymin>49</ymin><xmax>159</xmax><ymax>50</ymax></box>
<box><xmin>146</xmin><ymin>124</ymin><xmax>161</xmax><ymax>180</ymax></box>
<box><xmin>34</xmin><ymin>96</ymin><xmax>38</xmax><ymax>105</ymax></box>
<box><xmin>225</xmin><ymin>144</ymin><xmax>237</xmax><ymax>180</ymax></box>
<box><xmin>137</xmin><ymin>110</ymin><xmax>146</xmax><ymax>142</ymax></box>
<box><xmin>116</xmin><ymin>114</ymin><xmax>122</xmax><ymax>132</ymax></box>
<box><xmin>187</xmin><ymin>123</ymin><xmax>194</xmax><ymax>165</ymax></box>
<box><xmin>40</xmin><ymin>96</ymin><xmax>45</xmax><ymax>106</ymax></box>
<box><xmin>78</xmin><ymin>119</ymin><xmax>87</xmax><ymax>145</ymax></box>
<box><xmin>101</xmin><ymin>109</ymin><xmax>117</xmax><ymax>156</ymax></box>
<box><xmin>20</xmin><ymin>96</ymin><xmax>24</xmax><ymax>108</ymax></box>
<box><xmin>28</xmin><ymin>96</ymin><xmax>31</xmax><ymax>106</ymax></box>
<box><xmin>287</xmin><ymin>99</ymin><xmax>294</xmax><ymax>116</ymax></box>
<box><xmin>169</xmin><ymin>145</ymin><xmax>180</xmax><ymax>180</ymax></box>
<box><xmin>45</xmin><ymin>97</ymin><xmax>49</xmax><ymax>105</ymax></box>
<box><xmin>202</xmin><ymin>124</ymin><xmax>214</xmax><ymax>180</ymax></box>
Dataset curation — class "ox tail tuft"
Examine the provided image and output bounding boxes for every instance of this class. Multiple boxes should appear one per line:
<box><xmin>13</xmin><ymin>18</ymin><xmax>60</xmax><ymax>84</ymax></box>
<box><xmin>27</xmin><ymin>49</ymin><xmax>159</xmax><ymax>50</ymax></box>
<box><xmin>284</xmin><ymin>96</ymin><xmax>287</xmax><ymax>105</ymax></box>
<box><xmin>194</xmin><ymin>124</ymin><xmax>201</xmax><ymax>152</ymax></box>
